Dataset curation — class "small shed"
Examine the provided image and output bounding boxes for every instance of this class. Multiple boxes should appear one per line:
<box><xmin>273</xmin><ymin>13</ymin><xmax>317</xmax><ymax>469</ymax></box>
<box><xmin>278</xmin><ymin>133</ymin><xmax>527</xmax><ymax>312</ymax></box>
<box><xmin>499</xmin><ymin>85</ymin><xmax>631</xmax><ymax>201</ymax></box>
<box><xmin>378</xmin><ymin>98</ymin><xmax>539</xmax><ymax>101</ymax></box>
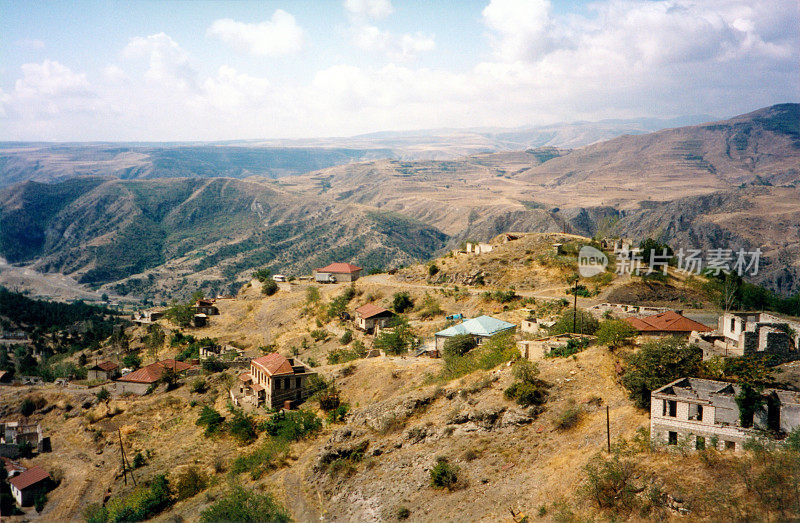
<box><xmin>87</xmin><ymin>361</ymin><xmax>119</xmax><ymax>381</ymax></box>
<box><xmin>354</xmin><ymin>303</ymin><xmax>395</xmax><ymax>333</ymax></box>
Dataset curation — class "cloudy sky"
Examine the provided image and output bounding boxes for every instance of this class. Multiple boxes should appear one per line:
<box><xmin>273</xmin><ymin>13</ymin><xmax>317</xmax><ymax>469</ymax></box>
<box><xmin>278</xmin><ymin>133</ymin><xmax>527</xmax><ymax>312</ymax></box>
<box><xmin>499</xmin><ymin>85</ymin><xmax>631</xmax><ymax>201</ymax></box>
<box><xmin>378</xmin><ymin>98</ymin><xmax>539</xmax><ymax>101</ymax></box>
<box><xmin>1</xmin><ymin>0</ymin><xmax>797</xmax><ymax>141</ymax></box>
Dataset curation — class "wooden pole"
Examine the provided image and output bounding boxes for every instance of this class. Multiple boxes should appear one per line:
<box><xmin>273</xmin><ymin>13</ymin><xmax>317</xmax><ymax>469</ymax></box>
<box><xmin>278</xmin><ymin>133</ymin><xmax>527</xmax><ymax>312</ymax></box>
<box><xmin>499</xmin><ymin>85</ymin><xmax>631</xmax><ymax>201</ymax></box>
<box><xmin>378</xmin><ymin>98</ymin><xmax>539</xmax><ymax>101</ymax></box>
<box><xmin>118</xmin><ymin>429</ymin><xmax>127</xmax><ymax>485</ymax></box>
<box><xmin>606</xmin><ymin>406</ymin><xmax>611</xmax><ymax>453</ymax></box>
<box><xmin>572</xmin><ymin>278</ymin><xmax>578</xmax><ymax>333</ymax></box>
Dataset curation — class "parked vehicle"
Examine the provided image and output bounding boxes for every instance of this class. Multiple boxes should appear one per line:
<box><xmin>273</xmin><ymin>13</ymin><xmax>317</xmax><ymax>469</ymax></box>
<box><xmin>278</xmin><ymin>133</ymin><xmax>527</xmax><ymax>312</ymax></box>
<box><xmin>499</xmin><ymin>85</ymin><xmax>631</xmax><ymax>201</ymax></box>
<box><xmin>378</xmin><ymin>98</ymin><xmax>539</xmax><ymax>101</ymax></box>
<box><xmin>314</xmin><ymin>273</ymin><xmax>337</xmax><ymax>283</ymax></box>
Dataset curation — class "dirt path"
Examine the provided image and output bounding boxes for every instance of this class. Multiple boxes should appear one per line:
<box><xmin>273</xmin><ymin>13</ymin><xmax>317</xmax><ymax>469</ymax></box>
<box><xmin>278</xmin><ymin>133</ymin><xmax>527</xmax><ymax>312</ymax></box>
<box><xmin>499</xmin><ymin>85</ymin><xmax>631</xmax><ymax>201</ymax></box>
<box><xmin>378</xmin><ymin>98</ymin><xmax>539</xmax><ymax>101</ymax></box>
<box><xmin>282</xmin><ymin>470</ymin><xmax>323</xmax><ymax>522</ymax></box>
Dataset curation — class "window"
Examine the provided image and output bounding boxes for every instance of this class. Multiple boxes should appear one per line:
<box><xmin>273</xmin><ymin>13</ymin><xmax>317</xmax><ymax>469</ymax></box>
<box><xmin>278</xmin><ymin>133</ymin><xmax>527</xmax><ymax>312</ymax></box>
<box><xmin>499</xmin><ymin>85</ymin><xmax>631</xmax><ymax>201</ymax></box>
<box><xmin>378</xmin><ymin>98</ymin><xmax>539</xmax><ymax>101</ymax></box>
<box><xmin>689</xmin><ymin>403</ymin><xmax>703</xmax><ymax>421</ymax></box>
<box><xmin>663</xmin><ymin>400</ymin><xmax>677</xmax><ymax>417</ymax></box>
<box><xmin>668</xmin><ymin>431</ymin><xmax>678</xmax><ymax>445</ymax></box>
<box><xmin>730</xmin><ymin>318</ymin><xmax>736</xmax><ymax>332</ymax></box>
<box><xmin>725</xmin><ymin>440</ymin><xmax>736</xmax><ymax>451</ymax></box>
<box><xmin>696</xmin><ymin>436</ymin><xmax>705</xmax><ymax>450</ymax></box>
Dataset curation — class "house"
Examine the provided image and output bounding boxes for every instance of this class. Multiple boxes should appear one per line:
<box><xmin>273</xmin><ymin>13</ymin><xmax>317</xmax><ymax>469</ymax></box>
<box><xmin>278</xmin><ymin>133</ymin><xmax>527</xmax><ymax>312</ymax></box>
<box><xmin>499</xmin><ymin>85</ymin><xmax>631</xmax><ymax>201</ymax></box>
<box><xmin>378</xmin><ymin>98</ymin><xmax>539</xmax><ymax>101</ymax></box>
<box><xmin>87</xmin><ymin>361</ymin><xmax>119</xmax><ymax>381</ymax></box>
<box><xmin>0</xmin><ymin>421</ymin><xmax>49</xmax><ymax>454</ymax></box>
<box><xmin>651</xmin><ymin>377</ymin><xmax>800</xmax><ymax>452</ymax></box>
<box><xmin>194</xmin><ymin>299</ymin><xmax>219</xmax><ymax>315</ymax></box>
<box><xmin>8</xmin><ymin>466</ymin><xmax>52</xmax><ymax>507</ymax></box>
<box><xmin>115</xmin><ymin>359</ymin><xmax>194</xmax><ymax>395</ymax></box>
<box><xmin>465</xmin><ymin>242</ymin><xmax>493</xmax><ymax>255</ymax></box>
<box><xmin>193</xmin><ymin>313</ymin><xmax>208</xmax><ymax>327</ymax></box>
<box><xmin>132</xmin><ymin>310</ymin><xmax>164</xmax><ymax>324</ymax></box>
<box><xmin>434</xmin><ymin>315</ymin><xmax>517</xmax><ymax>351</ymax></box>
<box><xmin>518</xmin><ymin>334</ymin><xmax>593</xmax><ymax>360</ymax></box>
<box><xmin>314</xmin><ymin>263</ymin><xmax>362</xmax><ymax>283</ymax></box>
<box><xmin>625</xmin><ymin>310</ymin><xmax>713</xmax><ymax>336</ymax></box>
<box><xmin>713</xmin><ymin>312</ymin><xmax>800</xmax><ymax>363</ymax></box>
<box><xmin>354</xmin><ymin>303</ymin><xmax>395</xmax><ymax>333</ymax></box>
<box><xmin>199</xmin><ymin>344</ymin><xmax>243</xmax><ymax>361</ymax></box>
<box><xmin>1</xmin><ymin>456</ymin><xmax>25</xmax><ymax>478</ymax></box>
<box><xmin>230</xmin><ymin>353</ymin><xmax>316</xmax><ymax>410</ymax></box>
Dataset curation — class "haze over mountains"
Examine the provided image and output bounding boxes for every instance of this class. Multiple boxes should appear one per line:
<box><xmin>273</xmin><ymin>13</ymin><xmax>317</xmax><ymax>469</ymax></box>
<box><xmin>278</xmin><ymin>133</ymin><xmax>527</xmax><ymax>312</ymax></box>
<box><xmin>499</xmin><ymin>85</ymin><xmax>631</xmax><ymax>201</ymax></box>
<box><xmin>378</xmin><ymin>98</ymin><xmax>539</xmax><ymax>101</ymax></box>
<box><xmin>0</xmin><ymin>104</ymin><xmax>798</xmax><ymax>300</ymax></box>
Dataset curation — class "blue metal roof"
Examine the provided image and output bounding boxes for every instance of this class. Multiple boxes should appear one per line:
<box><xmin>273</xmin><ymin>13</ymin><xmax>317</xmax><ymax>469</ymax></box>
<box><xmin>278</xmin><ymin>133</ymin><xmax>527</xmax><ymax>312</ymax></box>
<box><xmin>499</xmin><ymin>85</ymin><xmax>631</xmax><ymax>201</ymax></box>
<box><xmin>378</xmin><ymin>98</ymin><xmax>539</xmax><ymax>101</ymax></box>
<box><xmin>435</xmin><ymin>315</ymin><xmax>516</xmax><ymax>338</ymax></box>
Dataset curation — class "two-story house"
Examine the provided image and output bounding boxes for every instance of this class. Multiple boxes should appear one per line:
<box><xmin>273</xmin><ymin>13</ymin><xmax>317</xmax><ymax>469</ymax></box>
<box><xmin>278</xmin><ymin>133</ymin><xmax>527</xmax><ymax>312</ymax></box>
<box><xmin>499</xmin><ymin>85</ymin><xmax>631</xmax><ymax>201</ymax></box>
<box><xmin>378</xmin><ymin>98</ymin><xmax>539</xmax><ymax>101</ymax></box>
<box><xmin>715</xmin><ymin>312</ymin><xmax>800</xmax><ymax>362</ymax></box>
<box><xmin>231</xmin><ymin>353</ymin><xmax>316</xmax><ymax>410</ymax></box>
<box><xmin>651</xmin><ymin>377</ymin><xmax>800</xmax><ymax>451</ymax></box>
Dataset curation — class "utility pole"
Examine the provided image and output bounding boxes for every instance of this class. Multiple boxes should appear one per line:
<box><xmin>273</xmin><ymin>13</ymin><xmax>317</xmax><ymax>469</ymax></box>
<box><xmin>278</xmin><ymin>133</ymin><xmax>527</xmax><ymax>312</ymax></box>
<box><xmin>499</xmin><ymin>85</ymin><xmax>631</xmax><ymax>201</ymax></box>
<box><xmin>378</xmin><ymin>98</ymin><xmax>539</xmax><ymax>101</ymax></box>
<box><xmin>606</xmin><ymin>406</ymin><xmax>611</xmax><ymax>453</ymax></box>
<box><xmin>572</xmin><ymin>277</ymin><xmax>579</xmax><ymax>333</ymax></box>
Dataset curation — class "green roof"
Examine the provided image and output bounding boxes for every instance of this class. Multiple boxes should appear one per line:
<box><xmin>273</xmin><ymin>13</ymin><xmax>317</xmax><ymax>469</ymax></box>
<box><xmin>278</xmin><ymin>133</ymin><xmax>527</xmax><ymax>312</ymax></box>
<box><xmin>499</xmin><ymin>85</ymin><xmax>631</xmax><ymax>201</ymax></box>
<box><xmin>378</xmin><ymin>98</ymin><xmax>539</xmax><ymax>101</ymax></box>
<box><xmin>435</xmin><ymin>315</ymin><xmax>516</xmax><ymax>338</ymax></box>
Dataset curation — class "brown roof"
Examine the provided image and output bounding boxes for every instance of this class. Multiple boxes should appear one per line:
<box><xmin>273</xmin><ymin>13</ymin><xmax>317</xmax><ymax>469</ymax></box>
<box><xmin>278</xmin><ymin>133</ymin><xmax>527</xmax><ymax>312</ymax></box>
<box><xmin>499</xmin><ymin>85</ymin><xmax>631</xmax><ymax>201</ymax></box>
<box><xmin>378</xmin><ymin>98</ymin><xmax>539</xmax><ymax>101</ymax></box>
<box><xmin>238</xmin><ymin>372</ymin><xmax>252</xmax><ymax>382</ymax></box>
<box><xmin>117</xmin><ymin>359</ymin><xmax>193</xmax><ymax>384</ymax></box>
<box><xmin>316</xmin><ymin>262</ymin><xmax>362</xmax><ymax>274</ymax></box>
<box><xmin>196</xmin><ymin>299</ymin><xmax>215</xmax><ymax>306</ymax></box>
<box><xmin>626</xmin><ymin>311</ymin><xmax>713</xmax><ymax>333</ymax></box>
<box><xmin>252</xmin><ymin>353</ymin><xmax>294</xmax><ymax>376</ymax></box>
<box><xmin>91</xmin><ymin>361</ymin><xmax>118</xmax><ymax>372</ymax></box>
<box><xmin>8</xmin><ymin>466</ymin><xmax>50</xmax><ymax>490</ymax></box>
<box><xmin>355</xmin><ymin>303</ymin><xmax>393</xmax><ymax>320</ymax></box>
<box><xmin>1</xmin><ymin>457</ymin><xmax>25</xmax><ymax>475</ymax></box>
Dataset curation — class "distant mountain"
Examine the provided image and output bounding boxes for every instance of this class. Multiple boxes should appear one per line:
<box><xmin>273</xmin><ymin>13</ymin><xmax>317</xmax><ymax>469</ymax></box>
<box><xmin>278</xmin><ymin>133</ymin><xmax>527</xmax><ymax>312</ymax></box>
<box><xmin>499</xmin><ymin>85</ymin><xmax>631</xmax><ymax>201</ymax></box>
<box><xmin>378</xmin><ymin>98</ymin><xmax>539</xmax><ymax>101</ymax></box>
<box><xmin>0</xmin><ymin>114</ymin><xmax>719</xmax><ymax>188</ymax></box>
<box><xmin>1</xmin><ymin>104</ymin><xmax>798</xmax><ymax>298</ymax></box>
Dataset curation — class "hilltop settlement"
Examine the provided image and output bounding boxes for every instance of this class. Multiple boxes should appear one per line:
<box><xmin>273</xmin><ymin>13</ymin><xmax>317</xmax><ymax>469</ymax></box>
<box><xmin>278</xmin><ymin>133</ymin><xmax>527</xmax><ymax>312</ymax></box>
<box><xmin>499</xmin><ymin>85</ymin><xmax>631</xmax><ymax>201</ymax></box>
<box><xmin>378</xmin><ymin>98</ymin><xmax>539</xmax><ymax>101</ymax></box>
<box><xmin>2</xmin><ymin>232</ymin><xmax>800</xmax><ymax>520</ymax></box>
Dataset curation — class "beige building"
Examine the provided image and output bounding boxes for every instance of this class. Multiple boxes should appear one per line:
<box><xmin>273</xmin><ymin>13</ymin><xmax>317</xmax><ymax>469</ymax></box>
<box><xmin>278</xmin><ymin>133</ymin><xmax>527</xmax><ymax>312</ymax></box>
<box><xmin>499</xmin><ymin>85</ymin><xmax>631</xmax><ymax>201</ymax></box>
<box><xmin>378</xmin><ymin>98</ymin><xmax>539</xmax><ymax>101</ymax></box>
<box><xmin>517</xmin><ymin>334</ymin><xmax>593</xmax><ymax>360</ymax></box>
<box><xmin>713</xmin><ymin>312</ymin><xmax>800</xmax><ymax>361</ymax></box>
<box><xmin>651</xmin><ymin>377</ymin><xmax>800</xmax><ymax>452</ymax></box>
<box><xmin>314</xmin><ymin>263</ymin><xmax>362</xmax><ymax>283</ymax></box>
<box><xmin>354</xmin><ymin>303</ymin><xmax>395</xmax><ymax>333</ymax></box>
<box><xmin>231</xmin><ymin>353</ymin><xmax>316</xmax><ymax>410</ymax></box>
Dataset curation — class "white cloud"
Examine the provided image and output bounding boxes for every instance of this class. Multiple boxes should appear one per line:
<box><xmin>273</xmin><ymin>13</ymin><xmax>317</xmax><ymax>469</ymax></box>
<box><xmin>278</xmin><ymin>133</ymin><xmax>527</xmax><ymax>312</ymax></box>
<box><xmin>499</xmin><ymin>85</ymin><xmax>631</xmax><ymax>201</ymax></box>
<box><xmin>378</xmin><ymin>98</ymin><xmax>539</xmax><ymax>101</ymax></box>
<box><xmin>123</xmin><ymin>33</ymin><xmax>198</xmax><ymax>90</ymax></box>
<box><xmin>15</xmin><ymin>60</ymin><xmax>91</xmax><ymax>97</ymax></box>
<box><xmin>344</xmin><ymin>0</ymin><xmax>393</xmax><ymax>21</ymax></box>
<box><xmin>207</xmin><ymin>11</ymin><xmax>304</xmax><ymax>56</ymax></box>
<box><xmin>482</xmin><ymin>0</ymin><xmax>558</xmax><ymax>61</ymax></box>
<box><xmin>351</xmin><ymin>24</ymin><xmax>435</xmax><ymax>61</ymax></box>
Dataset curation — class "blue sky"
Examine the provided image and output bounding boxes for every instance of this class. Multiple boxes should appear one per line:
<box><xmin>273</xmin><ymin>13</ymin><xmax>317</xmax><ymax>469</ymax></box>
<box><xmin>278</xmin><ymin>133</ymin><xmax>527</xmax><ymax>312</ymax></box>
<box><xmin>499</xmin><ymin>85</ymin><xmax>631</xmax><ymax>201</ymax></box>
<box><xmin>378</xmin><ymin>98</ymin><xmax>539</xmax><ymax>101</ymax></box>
<box><xmin>1</xmin><ymin>0</ymin><xmax>798</xmax><ymax>141</ymax></box>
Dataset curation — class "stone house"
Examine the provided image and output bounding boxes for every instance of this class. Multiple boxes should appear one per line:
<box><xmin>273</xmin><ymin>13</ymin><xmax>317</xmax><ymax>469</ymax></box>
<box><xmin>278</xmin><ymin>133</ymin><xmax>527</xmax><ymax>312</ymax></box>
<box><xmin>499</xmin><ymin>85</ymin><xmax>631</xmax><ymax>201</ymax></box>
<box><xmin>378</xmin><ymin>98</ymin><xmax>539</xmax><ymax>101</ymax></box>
<box><xmin>517</xmin><ymin>334</ymin><xmax>593</xmax><ymax>360</ymax></box>
<box><xmin>8</xmin><ymin>466</ymin><xmax>51</xmax><ymax>507</ymax></box>
<box><xmin>115</xmin><ymin>359</ymin><xmax>194</xmax><ymax>395</ymax></box>
<box><xmin>87</xmin><ymin>361</ymin><xmax>119</xmax><ymax>381</ymax></box>
<box><xmin>354</xmin><ymin>303</ymin><xmax>395</xmax><ymax>333</ymax></box>
<box><xmin>230</xmin><ymin>353</ymin><xmax>316</xmax><ymax>410</ymax></box>
<box><xmin>713</xmin><ymin>312</ymin><xmax>800</xmax><ymax>362</ymax></box>
<box><xmin>465</xmin><ymin>242</ymin><xmax>493</xmax><ymax>255</ymax></box>
<box><xmin>650</xmin><ymin>377</ymin><xmax>800</xmax><ymax>451</ymax></box>
<box><xmin>314</xmin><ymin>263</ymin><xmax>362</xmax><ymax>283</ymax></box>
<box><xmin>434</xmin><ymin>315</ymin><xmax>516</xmax><ymax>351</ymax></box>
<box><xmin>194</xmin><ymin>299</ymin><xmax>219</xmax><ymax>315</ymax></box>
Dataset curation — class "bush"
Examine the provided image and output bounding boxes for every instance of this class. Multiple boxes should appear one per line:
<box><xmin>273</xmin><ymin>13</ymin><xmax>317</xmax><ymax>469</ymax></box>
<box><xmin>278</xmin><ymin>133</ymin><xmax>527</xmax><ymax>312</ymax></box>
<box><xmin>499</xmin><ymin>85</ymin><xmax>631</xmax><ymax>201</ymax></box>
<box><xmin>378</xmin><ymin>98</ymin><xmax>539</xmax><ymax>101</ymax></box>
<box><xmin>595</xmin><ymin>319</ymin><xmax>637</xmax><ymax>348</ymax></box>
<box><xmin>310</xmin><ymin>329</ymin><xmax>328</xmax><ymax>341</ymax></box>
<box><xmin>123</xmin><ymin>353</ymin><xmax>142</xmax><ymax>369</ymax></box>
<box><xmin>232</xmin><ymin>438</ymin><xmax>289</xmax><ymax>479</ymax></box>
<box><xmin>132</xmin><ymin>452</ymin><xmax>145</xmax><ymax>469</ymax></box>
<box><xmin>441</xmin><ymin>334</ymin><xmax>476</xmax><ymax>358</ymax></box>
<box><xmin>200</xmin><ymin>486</ymin><xmax>291</xmax><ymax>523</ymax></box>
<box><xmin>261</xmin><ymin>280</ymin><xmax>278</xmax><ymax>296</ymax></box>
<box><xmin>581</xmin><ymin>454</ymin><xmax>641</xmax><ymax>513</ymax></box>
<box><xmin>327</xmin><ymin>403</ymin><xmax>350</xmax><ymax>424</ymax></box>
<box><xmin>417</xmin><ymin>294</ymin><xmax>443</xmax><ymax>319</ymax></box>
<box><xmin>439</xmin><ymin>332</ymin><xmax>518</xmax><ymax>382</ymax></box>
<box><xmin>318</xmin><ymin>386</ymin><xmax>341</xmax><ymax>412</ymax></box>
<box><xmin>99</xmin><ymin>474</ymin><xmax>172</xmax><ymax>522</ymax></box>
<box><xmin>227</xmin><ymin>410</ymin><xmax>257</xmax><ymax>445</ymax></box>
<box><xmin>201</xmin><ymin>357</ymin><xmax>225</xmax><ymax>373</ymax></box>
<box><xmin>190</xmin><ymin>378</ymin><xmax>208</xmax><ymax>394</ymax></box>
<box><xmin>261</xmin><ymin>410</ymin><xmax>322</xmax><ymax>441</ymax></box>
<box><xmin>392</xmin><ymin>292</ymin><xmax>414</xmax><ymax>313</ymax></box>
<box><xmin>546</xmin><ymin>337</ymin><xmax>590</xmax><ymax>358</ymax></box>
<box><xmin>196</xmin><ymin>406</ymin><xmax>225</xmax><ymax>437</ymax></box>
<box><xmin>373</xmin><ymin>318</ymin><xmax>416</xmax><ymax>355</ymax></box>
<box><xmin>504</xmin><ymin>360</ymin><xmax>548</xmax><ymax>407</ymax></box>
<box><xmin>339</xmin><ymin>329</ymin><xmax>353</xmax><ymax>345</ymax></box>
<box><xmin>172</xmin><ymin>466</ymin><xmax>208</xmax><ymax>501</ymax></box>
<box><xmin>553</xmin><ymin>401</ymin><xmax>581</xmax><ymax>430</ymax></box>
<box><xmin>397</xmin><ymin>506</ymin><xmax>411</xmax><ymax>519</ymax></box>
<box><xmin>20</xmin><ymin>397</ymin><xmax>36</xmax><ymax>416</ymax></box>
<box><xmin>427</xmin><ymin>264</ymin><xmax>439</xmax><ymax>277</ymax></box>
<box><xmin>430</xmin><ymin>458</ymin><xmax>460</xmax><ymax>490</ymax></box>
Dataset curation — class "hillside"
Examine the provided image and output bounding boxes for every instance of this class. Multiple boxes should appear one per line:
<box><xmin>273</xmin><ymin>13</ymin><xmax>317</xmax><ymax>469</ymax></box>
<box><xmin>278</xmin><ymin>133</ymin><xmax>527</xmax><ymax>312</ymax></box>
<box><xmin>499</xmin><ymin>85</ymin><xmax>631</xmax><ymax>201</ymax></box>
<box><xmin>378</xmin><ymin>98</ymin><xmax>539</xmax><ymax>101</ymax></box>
<box><xmin>1</xmin><ymin>104</ymin><xmax>798</xmax><ymax>299</ymax></box>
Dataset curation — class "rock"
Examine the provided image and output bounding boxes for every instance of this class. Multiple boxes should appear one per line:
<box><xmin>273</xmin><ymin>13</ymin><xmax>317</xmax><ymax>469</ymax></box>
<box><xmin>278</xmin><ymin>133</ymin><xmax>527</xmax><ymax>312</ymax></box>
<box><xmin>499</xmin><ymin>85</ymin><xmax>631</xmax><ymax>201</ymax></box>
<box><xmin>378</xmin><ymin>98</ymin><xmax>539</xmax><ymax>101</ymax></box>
<box><xmin>500</xmin><ymin>408</ymin><xmax>534</xmax><ymax>427</ymax></box>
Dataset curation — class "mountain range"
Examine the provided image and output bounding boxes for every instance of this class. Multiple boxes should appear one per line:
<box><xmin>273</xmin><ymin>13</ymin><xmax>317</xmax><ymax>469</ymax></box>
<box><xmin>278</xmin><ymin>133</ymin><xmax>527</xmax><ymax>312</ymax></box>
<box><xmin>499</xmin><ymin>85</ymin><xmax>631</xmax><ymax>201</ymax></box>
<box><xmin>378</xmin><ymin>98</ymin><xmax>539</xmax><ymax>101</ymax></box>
<box><xmin>0</xmin><ymin>103</ymin><xmax>797</xmax><ymax>300</ymax></box>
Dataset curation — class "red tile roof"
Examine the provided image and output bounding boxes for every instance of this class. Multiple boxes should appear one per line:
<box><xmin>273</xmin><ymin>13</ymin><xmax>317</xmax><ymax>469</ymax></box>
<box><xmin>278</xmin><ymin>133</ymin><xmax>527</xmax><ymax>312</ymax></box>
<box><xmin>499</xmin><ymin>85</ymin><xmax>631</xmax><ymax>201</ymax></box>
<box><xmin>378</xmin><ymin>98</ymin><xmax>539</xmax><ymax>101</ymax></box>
<box><xmin>117</xmin><ymin>359</ymin><xmax>193</xmax><ymax>384</ymax></box>
<box><xmin>1</xmin><ymin>457</ymin><xmax>25</xmax><ymax>475</ymax></box>
<box><xmin>316</xmin><ymin>262</ymin><xmax>362</xmax><ymax>274</ymax></box>
<box><xmin>238</xmin><ymin>372</ymin><xmax>252</xmax><ymax>382</ymax></box>
<box><xmin>252</xmin><ymin>353</ymin><xmax>294</xmax><ymax>376</ymax></box>
<box><xmin>626</xmin><ymin>311</ymin><xmax>713</xmax><ymax>333</ymax></box>
<box><xmin>92</xmin><ymin>361</ymin><xmax>118</xmax><ymax>372</ymax></box>
<box><xmin>8</xmin><ymin>466</ymin><xmax>49</xmax><ymax>490</ymax></box>
<box><xmin>355</xmin><ymin>303</ymin><xmax>393</xmax><ymax>320</ymax></box>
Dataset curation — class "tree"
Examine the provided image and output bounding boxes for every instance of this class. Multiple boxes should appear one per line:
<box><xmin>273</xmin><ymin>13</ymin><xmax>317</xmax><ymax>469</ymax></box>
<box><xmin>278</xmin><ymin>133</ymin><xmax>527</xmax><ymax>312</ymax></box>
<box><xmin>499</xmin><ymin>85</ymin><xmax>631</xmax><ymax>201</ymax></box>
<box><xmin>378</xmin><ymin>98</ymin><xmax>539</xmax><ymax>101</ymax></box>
<box><xmin>595</xmin><ymin>320</ymin><xmax>637</xmax><ymax>348</ymax></box>
<box><xmin>373</xmin><ymin>318</ymin><xmax>416</xmax><ymax>355</ymax></box>
<box><xmin>200</xmin><ymin>486</ymin><xmax>291</xmax><ymax>523</ymax></box>
<box><xmin>428</xmin><ymin>263</ymin><xmax>439</xmax><ymax>277</ymax></box>
<box><xmin>165</xmin><ymin>303</ymin><xmax>194</xmax><ymax>328</ymax></box>
<box><xmin>441</xmin><ymin>334</ymin><xmax>476</xmax><ymax>358</ymax></box>
<box><xmin>123</xmin><ymin>353</ymin><xmax>142</xmax><ymax>369</ymax></box>
<box><xmin>549</xmin><ymin>309</ymin><xmax>599</xmax><ymax>335</ymax></box>
<box><xmin>160</xmin><ymin>366</ymin><xmax>178</xmax><ymax>390</ymax></box>
<box><xmin>252</xmin><ymin>268</ymin><xmax>271</xmax><ymax>282</ymax></box>
<box><xmin>621</xmin><ymin>338</ymin><xmax>703</xmax><ymax>408</ymax></box>
<box><xmin>735</xmin><ymin>383</ymin><xmax>765</xmax><ymax>428</ymax></box>
<box><xmin>392</xmin><ymin>292</ymin><xmax>414</xmax><ymax>313</ymax></box>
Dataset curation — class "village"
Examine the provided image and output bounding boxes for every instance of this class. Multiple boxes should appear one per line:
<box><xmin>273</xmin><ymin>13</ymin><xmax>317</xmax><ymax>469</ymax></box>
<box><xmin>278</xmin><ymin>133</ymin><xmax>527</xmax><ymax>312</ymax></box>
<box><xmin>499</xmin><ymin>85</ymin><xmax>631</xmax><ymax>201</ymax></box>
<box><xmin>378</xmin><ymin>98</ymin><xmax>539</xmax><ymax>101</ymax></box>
<box><xmin>2</xmin><ymin>232</ymin><xmax>800</xmax><ymax>520</ymax></box>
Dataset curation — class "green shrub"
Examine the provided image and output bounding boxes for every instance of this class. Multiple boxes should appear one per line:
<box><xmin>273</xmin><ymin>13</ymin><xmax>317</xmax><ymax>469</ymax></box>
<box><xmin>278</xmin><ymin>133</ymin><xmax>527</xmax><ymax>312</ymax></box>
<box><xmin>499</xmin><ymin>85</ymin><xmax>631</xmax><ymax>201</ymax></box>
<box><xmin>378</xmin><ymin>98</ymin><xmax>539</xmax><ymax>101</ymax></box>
<box><xmin>132</xmin><ymin>452</ymin><xmax>145</xmax><ymax>469</ymax></box>
<box><xmin>581</xmin><ymin>454</ymin><xmax>641</xmax><ymax>513</ymax></box>
<box><xmin>196</xmin><ymin>406</ymin><xmax>225</xmax><ymax>437</ymax></box>
<box><xmin>261</xmin><ymin>279</ymin><xmax>278</xmax><ymax>296</ymax></box>
<box><xmin>339</xmin><ymin>329</ymin><xmax>353</xmax><ymax>345</ymax></box>
<box><xmin>553</xmin><ymin>401</ymin><xmax>581</xmax><ymax>430</ymax></box>
<box><xmin>546</xmin><ymin>338</ymin><xmax>590</xmax><ymax>358</ymax></box>
<box><xmin>310</xmin><ymin>329</ymin><xmax>329</xmax><ymax>341</ymax></box>
<box><xmin>373</xmin><ymin>318</ymin><xmax>416</xmax><ymax>355</ymax></box>
<box><xmin>227</xmin><ymin>410</ymin><xmax>257</xmax><ymax>445</ymax></box>
<box><xmin>101</xmin><ymin>474</ymin><xmax>171</xmax><ymax>522</ymax></box>
<box><xmin>427</xmin><ymin>264</ymin><xmax>439</xmax><ymax>277</ymax></box>
<box><xmin>595</xmin><ymin>319</ymin><xmax>637</xmax><ymax>348</ymax></box>
<box><xmin>504</xmin><ymin>360</ymin><xmax>548</xmax><ymax>407</ymax></box>
<box><xmin>172</xmin><ymin>466</ymin><xmax>208</xmax><ymax>500</ymax></box>
<box><xmin>261</xmin><ymin>410</ymin><xmax>322</xmax><ymax>441</ymax></box>
<box><xmin>439</xmin><ymin>332</ymin><xmax>518</xmax><ymax>381</ymax></box>
<box><xmin>200</xmin><ymin>486</ymin><xmax>291</xmax><ymax>523</ymax></box>
<box><xmin>232</xmin><ymin>438</ymin><xmax>289</xmax><ymax>479</ymax></box>
<box><xmin>441</xmin><ymin>334</ymin><xmax>476</xmax><ymax>358</ymax></box>
<box><xmin>430</xmin><ymin>458</ymin><xmax>460</xmax><ymax>490</ymax></box>
<box><xmin>548</xmin><ymin>308</ymin><xmax>599</xmax><ymax>335</ymax></box>
<box><xmin>392</xmin><ymin>292</ymin><xmax>414</xmax><ymax>313</ymax></box>
<box><xmin>20</xmin><ymin>398</ymin><xmax>36</xmax><ymax>417</ymax></box>
<box><xmin>190</xmin><ymin>378</ymin><xmax>208</xmax><ymax>394</ymax></box>
<box><xmin>327</xmin><ymin>403</ymin><xmax>350</xmax><ymax>424</ymax></box>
